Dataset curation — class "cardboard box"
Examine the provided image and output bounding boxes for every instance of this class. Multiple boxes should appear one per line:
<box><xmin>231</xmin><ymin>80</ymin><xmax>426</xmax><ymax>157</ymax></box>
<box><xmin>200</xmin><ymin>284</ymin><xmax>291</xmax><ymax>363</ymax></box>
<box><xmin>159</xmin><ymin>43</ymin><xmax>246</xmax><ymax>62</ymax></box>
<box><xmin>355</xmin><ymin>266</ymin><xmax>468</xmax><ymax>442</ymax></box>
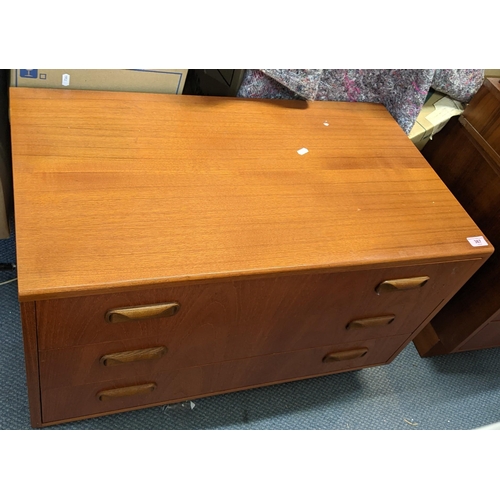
<box><xmin>408</xmin><ymin>91</ymin><xmax>464</xmax><ymax>150</ymax></box>
<box><xmin>10</xmin><ymin>69</ymin><xmax>188</xmax><ymax>95</ymax></box>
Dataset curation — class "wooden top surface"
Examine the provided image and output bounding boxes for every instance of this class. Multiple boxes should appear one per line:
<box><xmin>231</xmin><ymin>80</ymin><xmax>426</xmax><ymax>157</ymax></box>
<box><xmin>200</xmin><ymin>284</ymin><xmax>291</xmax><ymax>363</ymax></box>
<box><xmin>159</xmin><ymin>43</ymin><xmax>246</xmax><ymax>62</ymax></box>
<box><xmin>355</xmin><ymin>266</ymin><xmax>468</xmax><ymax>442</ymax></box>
<box><xmin>10</xmin><ymin>88</ymin><xmax>492</xmax><ymax>300</ymax></box>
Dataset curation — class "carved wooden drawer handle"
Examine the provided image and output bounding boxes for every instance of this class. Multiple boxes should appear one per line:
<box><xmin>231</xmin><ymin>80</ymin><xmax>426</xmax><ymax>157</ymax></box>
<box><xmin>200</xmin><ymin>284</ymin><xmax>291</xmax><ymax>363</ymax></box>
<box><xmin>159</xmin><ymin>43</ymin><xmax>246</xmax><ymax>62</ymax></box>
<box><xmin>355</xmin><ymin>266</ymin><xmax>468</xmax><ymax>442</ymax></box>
<box><xmin>97</xmin><ymin>383</ymin><xmax>157</xmax><ymax>401</ymax></box>
<box><xmin>323</xmin><ymin>348</ymin><xmax>368</xmax><ymax>363</ymax></box>
<box><xmin>105</xmin><ymin>302</ymin><xmax>180</xmax><ymax>323</ymax></box>
<box><xmin>346</xmin><ymin>315</ymin><xmax>396</xmax><ymax>329</ymax></box>
<box><xmin>375</xmin><ymin>276</ymin><xmax>430</xmax><ymax>294</ymax></box>
<box><xmin>100</xmin><ymin>346</ymin><xmax>168</xmax><ymax>367</ymax></box>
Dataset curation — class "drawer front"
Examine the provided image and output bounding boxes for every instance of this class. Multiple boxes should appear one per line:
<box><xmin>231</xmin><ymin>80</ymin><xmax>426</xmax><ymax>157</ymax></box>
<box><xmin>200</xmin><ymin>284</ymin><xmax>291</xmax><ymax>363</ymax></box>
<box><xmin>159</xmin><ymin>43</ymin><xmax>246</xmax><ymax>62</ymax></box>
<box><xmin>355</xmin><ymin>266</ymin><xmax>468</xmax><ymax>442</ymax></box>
<box><xmin>40</xmin><ymin>334</ymin><xmax>408</xmax><ymax>423</ymax></box>
<box><xmin>37</xmin><ymin>261</ymin><xmax>477</xmax><ymax>359</ymax></box>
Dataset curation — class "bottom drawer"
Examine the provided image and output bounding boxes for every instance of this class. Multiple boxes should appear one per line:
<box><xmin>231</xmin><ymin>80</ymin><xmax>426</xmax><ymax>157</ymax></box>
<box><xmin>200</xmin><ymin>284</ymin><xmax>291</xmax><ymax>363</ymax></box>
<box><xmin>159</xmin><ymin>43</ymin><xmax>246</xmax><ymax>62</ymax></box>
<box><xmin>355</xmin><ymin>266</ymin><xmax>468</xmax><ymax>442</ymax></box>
<box><xmin>41</xmin><ymin>334</ymin><xmax>408</xmax><ymax>424</ymax></box>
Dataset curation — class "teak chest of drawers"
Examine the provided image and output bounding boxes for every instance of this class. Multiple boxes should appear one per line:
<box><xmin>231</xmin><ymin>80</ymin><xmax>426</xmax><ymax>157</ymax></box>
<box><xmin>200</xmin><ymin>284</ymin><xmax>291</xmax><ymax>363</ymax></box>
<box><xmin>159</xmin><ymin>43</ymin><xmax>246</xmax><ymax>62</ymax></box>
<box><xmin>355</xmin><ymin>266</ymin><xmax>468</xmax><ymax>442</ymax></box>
<box><xmin>10</xmin><ymin>88</ymin><xmax>492</xmax><ymax>427</ymax></box>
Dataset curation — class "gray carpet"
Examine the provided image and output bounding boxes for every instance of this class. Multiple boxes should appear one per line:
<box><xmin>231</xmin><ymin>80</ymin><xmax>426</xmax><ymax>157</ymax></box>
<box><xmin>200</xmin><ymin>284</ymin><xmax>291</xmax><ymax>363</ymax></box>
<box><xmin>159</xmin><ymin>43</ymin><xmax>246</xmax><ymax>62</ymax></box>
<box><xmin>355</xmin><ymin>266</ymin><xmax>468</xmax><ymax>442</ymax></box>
<box><xmin>2</xmin><ymin>221</ymin><xmax>500</xmax><ymax>430</ymax></box>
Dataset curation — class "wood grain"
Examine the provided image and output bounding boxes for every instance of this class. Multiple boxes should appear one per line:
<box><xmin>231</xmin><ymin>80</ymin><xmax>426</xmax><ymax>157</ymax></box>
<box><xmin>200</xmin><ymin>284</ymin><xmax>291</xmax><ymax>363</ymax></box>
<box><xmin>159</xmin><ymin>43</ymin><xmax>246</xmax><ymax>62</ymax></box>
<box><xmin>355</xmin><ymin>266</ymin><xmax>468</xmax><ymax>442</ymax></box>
<box><xmin>9</xmin><ymin>88</ymin><xmax>491</xmax><ymax>301</ymax></box>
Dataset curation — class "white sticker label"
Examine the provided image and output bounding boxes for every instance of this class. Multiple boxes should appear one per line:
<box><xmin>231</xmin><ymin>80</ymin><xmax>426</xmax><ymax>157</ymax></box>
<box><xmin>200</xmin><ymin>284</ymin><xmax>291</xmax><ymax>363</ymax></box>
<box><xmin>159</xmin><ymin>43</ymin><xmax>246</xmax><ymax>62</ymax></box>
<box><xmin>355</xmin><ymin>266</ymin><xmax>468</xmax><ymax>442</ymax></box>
<box><xmin>62</xmin><ymin>74</ymin><xmax>70</xmax><ymax>86</ymax></box>
<box><xmin>297</xmin><ymin>148</ymin><xmax>309</xmax><ymax>155</ymax></box>
<box><xmin>467</xmin><ymin>236</ymin><xmax>488</xmax><ymax>247</ymax></box>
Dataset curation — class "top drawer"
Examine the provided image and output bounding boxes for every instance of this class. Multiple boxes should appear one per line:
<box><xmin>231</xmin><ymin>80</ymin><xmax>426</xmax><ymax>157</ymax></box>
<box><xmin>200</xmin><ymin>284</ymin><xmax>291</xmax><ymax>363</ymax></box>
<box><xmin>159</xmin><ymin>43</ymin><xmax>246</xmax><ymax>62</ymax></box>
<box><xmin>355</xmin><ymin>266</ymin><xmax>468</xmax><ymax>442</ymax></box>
<box><xmin>37</xmin><ymin>260</ymin><xmax>480</xmax><ymax>358</ymax></box>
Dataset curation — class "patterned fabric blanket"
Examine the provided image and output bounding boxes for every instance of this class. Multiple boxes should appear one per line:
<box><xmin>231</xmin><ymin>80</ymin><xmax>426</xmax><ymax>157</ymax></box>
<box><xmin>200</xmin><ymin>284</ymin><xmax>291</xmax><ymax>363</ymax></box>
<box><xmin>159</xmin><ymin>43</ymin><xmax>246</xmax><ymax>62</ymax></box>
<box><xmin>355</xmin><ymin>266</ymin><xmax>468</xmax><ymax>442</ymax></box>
<box><xmin>237</xmin><ymin>69</ymin><xmax>484</xmax><ymax>134</ymax></box>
